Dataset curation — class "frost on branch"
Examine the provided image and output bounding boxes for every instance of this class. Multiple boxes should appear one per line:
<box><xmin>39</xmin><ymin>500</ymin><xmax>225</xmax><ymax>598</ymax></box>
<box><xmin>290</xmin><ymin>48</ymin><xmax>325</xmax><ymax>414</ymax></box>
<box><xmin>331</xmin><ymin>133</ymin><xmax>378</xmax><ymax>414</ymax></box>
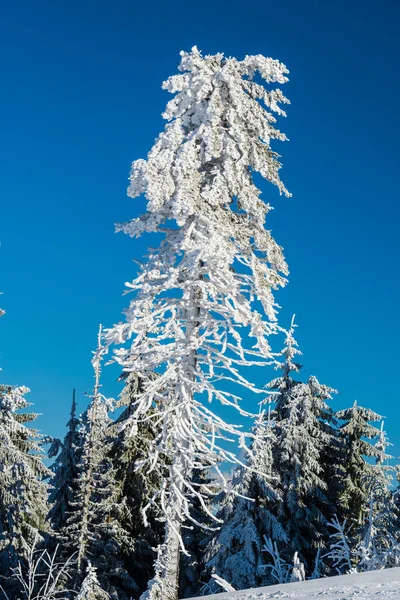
<box><xmin>261</xmin><ymin>537</ymin><xmax>290</xmax><ymax>585</ymax></box>
<box><xmin>324</xmin><ymin>515</ymin><xmax>354</xmax><ymax>575</ymax></box>
<box><xmin>356</xmin><ymin>476</ymin><xmax>400</xmax><ymax>572</ymax></box>
<box><xmin>210</xmin><ymin>573</ymin><xmax>235</xmax><ymax>593</ymax></box>
<box><xmin>3</xmin><ymin>534</ymin><xmax>75</xmax><ymax>600</ymax></box>
<box><xmin>104</xmin><ymin>46</ymin><xmax>291</xmax><ymax>600</ymax></box>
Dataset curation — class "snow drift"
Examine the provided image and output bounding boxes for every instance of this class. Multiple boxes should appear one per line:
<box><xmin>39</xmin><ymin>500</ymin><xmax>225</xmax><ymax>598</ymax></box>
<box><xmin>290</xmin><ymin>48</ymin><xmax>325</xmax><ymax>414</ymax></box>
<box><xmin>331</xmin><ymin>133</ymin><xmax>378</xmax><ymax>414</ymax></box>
<box><xmin>186</xmin><ymin>567</ymin><xmax>400</xmax><ymax>599</ymax></box>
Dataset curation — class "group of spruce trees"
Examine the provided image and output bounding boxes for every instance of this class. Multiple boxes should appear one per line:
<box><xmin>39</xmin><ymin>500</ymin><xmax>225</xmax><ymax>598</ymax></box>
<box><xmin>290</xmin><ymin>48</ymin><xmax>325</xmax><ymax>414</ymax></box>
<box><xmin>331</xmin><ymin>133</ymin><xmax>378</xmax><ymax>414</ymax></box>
<box><xmin>0</xmin><ymin>357</ymin><xmax>165</xmax><ymax>599</ymax></box>
<box><xmin>2</xmin><ymin>47</ymin><xmax>400</xmax><ymax>600</ymax></box>
<box><xmin>203</xmin><ymin>321</ymin><xmax>400</xmax><ymax>593</ymax></box>
<box><xmin>1</xmin><ymin>317</ymin><xmax>399</xmax><ymax>599</ymax></box>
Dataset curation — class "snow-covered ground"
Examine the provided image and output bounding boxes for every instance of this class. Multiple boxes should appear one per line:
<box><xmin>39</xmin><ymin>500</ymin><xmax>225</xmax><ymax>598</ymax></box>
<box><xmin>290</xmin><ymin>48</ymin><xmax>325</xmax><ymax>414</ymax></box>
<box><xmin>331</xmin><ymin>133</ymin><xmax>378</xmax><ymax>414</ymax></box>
<box><xmin>187</xmin><ymin>568</ymin><xmax>400</xmax><ymax>599</ymax></box>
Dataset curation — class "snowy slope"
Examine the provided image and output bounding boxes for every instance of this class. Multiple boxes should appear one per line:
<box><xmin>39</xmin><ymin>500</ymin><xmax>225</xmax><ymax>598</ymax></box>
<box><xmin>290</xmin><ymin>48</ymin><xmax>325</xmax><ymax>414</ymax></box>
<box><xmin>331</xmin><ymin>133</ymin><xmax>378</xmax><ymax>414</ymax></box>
<box><xmin>186</xmin><ymin>568</ymin><xmax>400</xmax><ymax>599</ymax></box>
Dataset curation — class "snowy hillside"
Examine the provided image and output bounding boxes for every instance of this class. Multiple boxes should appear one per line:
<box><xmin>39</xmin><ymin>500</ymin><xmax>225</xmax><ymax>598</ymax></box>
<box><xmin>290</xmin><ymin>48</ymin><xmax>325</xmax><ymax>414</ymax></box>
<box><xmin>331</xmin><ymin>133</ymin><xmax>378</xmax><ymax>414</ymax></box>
<box><xmin>187</xmin><ymin>568</ymin><xmax>400</xmax><ymax>599</ymax></box>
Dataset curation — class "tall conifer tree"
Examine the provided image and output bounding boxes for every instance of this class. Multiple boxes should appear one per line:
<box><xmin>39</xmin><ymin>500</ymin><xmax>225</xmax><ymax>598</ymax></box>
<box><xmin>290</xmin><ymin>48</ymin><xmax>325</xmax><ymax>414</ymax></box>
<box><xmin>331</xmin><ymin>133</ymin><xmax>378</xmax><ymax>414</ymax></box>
<box><xmin>103</xmin><ymin>46</ymin><xmax>292</xmax><ymax>600</ymax></box>
<box><xmin>48</xmin><ymin>390</ymin><xmax>81</xmax><ymax>532</ymax></box>
<box><xmin>61</xmin><ymin>330</ymin><xmax>137</xmax><ymax>598</ymax></box>
<box><xmin>268</xmin><ymin>321</ymin><xmax>337</xmax><ymax>569</ymax></box>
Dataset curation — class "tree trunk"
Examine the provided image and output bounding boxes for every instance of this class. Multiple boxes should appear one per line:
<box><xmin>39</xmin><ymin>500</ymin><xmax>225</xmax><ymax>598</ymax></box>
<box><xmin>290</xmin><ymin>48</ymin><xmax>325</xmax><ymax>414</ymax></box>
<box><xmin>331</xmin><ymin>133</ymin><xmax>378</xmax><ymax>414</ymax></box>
<box><xmin>141</xmin><ymin>234</ymin><xmax>202</xmax><ymax>600</ymax></box>
<box><xmin>140</xmin><ymin>515</ymin><xmax>182</xmax><ymax>600</ymax></box>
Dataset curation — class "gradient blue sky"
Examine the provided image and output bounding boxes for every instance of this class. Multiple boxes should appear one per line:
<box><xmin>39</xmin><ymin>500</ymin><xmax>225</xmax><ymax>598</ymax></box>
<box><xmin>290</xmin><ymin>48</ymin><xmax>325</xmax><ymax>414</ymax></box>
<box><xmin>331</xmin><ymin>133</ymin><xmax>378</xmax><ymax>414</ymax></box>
<box><xmin>1</xmin><ymin>0</ymin><xmax>399</xmax><ymax>450</ymax></box>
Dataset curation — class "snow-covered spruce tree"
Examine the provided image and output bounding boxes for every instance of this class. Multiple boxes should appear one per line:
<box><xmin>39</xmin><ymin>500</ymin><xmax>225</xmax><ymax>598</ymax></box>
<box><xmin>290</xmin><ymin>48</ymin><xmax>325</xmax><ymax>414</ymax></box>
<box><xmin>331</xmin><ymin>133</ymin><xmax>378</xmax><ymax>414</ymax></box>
<box><xmin>75</xmin><ymin>327</ymin><xmax>115</xmax><ymax>575</ymax></box>
<box><xmin>48</xmin><ymin>390</ymin><xmax>81</xmax><ymax>532</ymax></box>
<box><xmin>204</xmin><ymin>409</ymin><xmax>286</xmax><ymax>593</ymax></box>
<box><xmin>0</xmin><ymin>385</ymin><xmax>51</xmax><ymax>582</ymax></box>
<box><xmin>60</xmin><ymin>335</ymin><xmax>112</xmax><ymax>572</ymax></box>
<box><xmin>356</xmin><ymin>482</ymin><xmax>395</xmax><ymax>572</ymax></box>
<box><xmin>372</xmin><ymin>422</ymin><xmax>394</xmax><ymax>493</ymax></box>
<box><xmin>308</xmin><ymin>373</ymin><xmax>345</xmax><ymax>528</ymax></box>
<box><xmin>267</xmin><ymin>321</ymin><xmax>337</xmax><ymax>570</ymax></box>
<box><xmin>108</xmin><ymin>371</ymin><xmax>165</xmax><ymax>597</ymax></box>
<box><xmin>103</xmin><ymin>46</ymin><xmax>291</xmax><ymax>600</ymax></box>
<box><xmin>325</xmin><ymin>423</ymin><xmax>399</xmax><ymax>575</ymax></box>
<box><xmin>61</xmin><ymin>330</ymin><xmax>137</xmax><ymax>599</ymax></box>
<box><xmin>335</xmin><ymin>402</ymin><xmax>385</xmax><ymax>530</ymax></box>
<box><xmin>268</xmin><ymin>317</ymin><xmax>302</xmax><ymax>409</ymax></box>
<box><xmin>77</xmin><ymin>563</ymin><xmax>110</xmax><ymax>600</ymax></box>
<box><xmin>355</xmin><ymin>424</ymin><xmax>399</xmax><ymax>571</ymax></box>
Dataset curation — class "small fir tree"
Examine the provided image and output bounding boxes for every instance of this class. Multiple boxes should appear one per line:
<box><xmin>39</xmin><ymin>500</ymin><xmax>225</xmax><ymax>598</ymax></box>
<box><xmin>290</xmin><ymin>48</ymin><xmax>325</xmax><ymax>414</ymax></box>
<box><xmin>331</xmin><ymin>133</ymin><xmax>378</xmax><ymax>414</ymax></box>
<box><xmin>48</xmin><ymin>390</ymin><xmax>81</xmax><ymax>532</ymax></box>
<box><xmin>336</xmin><ymin>402</ymin><xmax>385</xmax><ymax>530</ymax></box>
<box><xmin>204</xmin><ymin>410</ymin><xmax>286</xmax><ymax>592</ymax></box>
<box><xmin>267</xmin><ymin>321</ymin><xmax>337</xmax><ymax>569</ymax></box>
<box><xmin>356</xmin><ymin>424</ymin><xmax>398</xmax><ymax>571</ymax></box>
<box><xmin>77</xmin><ymin>563</ymin><xmax>111</xmax><ymax>600</ymax></box>
<box><xmin>372</xmin><ymin>422</ymin><xmax>394</xmax><ymax>493</ymax></box>
<box><xmin>0</xmin><ymin>385</ymin><xmax>50</xmax><ymax>581</ymax></box>
<box><xmin>324</xmin><ymin>515</ymin><xmax>354</xmax><ymax>575</ymax></box>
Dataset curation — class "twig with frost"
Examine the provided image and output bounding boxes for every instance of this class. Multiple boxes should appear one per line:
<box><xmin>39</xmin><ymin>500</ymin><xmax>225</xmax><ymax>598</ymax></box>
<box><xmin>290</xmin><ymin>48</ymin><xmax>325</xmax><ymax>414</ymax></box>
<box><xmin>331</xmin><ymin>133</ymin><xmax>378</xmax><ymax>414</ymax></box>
<box><xmin>261</xmin><ymin>537</ymin><xmax>290</xmax><ymax>584</ymax></box>
<box><xmin>324</xmin><ymin>515</ymin><xmax>354</xmax><ymax>575</ymax></box>
<box><xmin>1</xmin><ymin>534</ymin><xmax>76</xmax><ymax>600</ymax></box>
<box><xmin>210</xmin><ymin>573</ymin><xmax>235</xmax><ymax>593</ymax></box>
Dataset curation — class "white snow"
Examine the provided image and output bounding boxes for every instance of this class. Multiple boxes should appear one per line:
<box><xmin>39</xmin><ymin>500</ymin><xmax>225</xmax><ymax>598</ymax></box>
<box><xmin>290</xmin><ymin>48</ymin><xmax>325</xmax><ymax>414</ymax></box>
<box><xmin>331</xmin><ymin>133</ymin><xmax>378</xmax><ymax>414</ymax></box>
<box><xmin>186</xmin><ymin>567</ymin><xmax>400</xmax><ymax>599</ymax></box>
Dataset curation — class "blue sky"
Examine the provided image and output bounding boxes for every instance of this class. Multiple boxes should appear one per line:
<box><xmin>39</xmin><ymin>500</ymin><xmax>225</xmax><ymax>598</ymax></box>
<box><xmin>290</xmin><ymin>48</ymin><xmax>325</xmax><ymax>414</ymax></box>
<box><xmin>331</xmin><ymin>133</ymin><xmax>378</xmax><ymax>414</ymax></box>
<box><xmin>1</xmin><ymin>0</ymin><xmax>399</xmax><ymax>451</ymax></box>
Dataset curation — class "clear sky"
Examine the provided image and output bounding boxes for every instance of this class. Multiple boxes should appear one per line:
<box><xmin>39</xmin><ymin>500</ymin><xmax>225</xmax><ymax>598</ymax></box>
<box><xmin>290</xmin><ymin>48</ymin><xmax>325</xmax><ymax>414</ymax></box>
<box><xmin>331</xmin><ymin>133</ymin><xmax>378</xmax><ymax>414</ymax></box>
<box><xmin>1</xmin><ymin>0</ymin><xmax>399</xmax><ymax>451</ymax></box>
